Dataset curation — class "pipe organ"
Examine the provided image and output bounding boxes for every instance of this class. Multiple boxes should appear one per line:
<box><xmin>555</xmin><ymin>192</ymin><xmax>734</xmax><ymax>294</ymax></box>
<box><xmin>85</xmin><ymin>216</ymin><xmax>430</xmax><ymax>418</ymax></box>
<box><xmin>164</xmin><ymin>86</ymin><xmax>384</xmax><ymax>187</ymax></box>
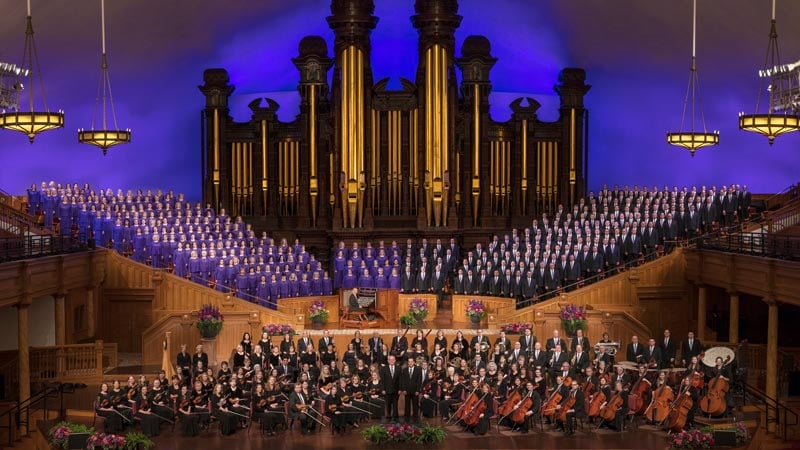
<box><xmin>200</xmin><ymin>0</ymin><xmax>590</xmax><ymax>243</ymax></box>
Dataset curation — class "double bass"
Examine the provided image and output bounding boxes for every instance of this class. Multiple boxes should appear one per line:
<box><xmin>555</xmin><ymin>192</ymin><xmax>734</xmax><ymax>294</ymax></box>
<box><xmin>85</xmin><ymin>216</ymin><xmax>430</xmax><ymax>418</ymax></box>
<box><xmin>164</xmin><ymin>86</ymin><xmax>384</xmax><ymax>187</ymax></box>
<box><xmin>698</xmin><ymin>375</ymin><xmax>729</xmax><ymax>416</ymax></box>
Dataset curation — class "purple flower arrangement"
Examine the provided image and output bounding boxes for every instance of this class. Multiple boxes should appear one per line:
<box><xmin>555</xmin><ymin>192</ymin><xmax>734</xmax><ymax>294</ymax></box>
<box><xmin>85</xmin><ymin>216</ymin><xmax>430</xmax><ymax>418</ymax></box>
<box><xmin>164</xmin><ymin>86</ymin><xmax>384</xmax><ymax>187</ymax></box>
<box><xmin>308</xmin><ymin>300</ymin><xmax>329</xmax><ymax>321</ymax></box>
<box><xmin>560</xmin><ymin>303</ymin><xmax>587</xmax><ymax>334</ymax></box>
<box><xmin>361</xmin><ymin>423</ymin><xmax>446</xmax><ymax>444</ymax></box>
<box><xmin>409</xmin><ymin>297</ymin><xmax>429</xmax><ymax>320</ymax></box>
<box><xmin>196</xmin><ymin>303</ymin><xmax>224</xmax><ymax>336</ymax></box>
<box><xmin>500</xmin><ymin>322</ymin><xmax>533</xmax><ymax>334</ymax></box>
<box><xmin>263</xmin><ymin>324</ymin><xmax>296</xmax><ymax>336</ymax></box>
<box><xmin>466</xmin><ymin>299</ymin><xmax>486</xmax><ymax>319</ymax></box>
<box><xmin>86</xmin><ymin>431</ymin><xmax>126</xmax><ymax>450</ymax></box>
<box><xmin>668</xmin><ymin>429</ymin><xmax>714</xmax><ymax>449</ymax></box>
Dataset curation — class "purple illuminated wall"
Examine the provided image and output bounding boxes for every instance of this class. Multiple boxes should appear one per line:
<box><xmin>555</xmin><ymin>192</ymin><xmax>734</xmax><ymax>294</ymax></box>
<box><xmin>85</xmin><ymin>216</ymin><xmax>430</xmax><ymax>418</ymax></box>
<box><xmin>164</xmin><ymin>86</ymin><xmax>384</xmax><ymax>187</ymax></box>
<box><xmin>0</xmin><ymin>0</ymin><xmax>798</xmax><ymax>199</ymax></box>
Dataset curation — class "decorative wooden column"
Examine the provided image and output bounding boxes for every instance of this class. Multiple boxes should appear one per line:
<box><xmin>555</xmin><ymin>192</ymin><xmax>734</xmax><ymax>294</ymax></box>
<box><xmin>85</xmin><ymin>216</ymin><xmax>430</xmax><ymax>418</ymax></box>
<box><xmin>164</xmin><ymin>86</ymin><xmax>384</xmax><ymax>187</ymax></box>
<box><xmin>86</xmin><ymin>286</ymin><xmax>96</xmax><ymax>338</ymax></box>
<box><xmin>766</xmin><ymin>299</ymin><xmax>778</xmax><ymax>433</ymax></box>
<box><xmin>729</xmin><ymin>291</ymin><xmax>739</xmax><ymax>344</ymax></box>
<box><xmin>17</xmin><ymin>299</ymin><xmax>31</xmax><ymax>434</ymax></box>
<box><xmin>697</xmin><ymin>285</ymin><xmax>707</xmax><ymax>341</ymax></box>
<box><xmin>54</xmin><ymin>292</ymin><xmax>66</xmax><ymax>345</ymax></box>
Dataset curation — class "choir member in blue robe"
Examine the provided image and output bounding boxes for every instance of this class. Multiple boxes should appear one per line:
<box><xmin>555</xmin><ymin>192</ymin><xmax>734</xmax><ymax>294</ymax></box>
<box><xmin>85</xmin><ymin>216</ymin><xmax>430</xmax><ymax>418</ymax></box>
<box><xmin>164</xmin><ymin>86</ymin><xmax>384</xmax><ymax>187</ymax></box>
<box><xmin>27</xmin><ymin>184</ymin><xmax>39</xmax><ymax>216</ymax></box>
<box><xmin>78</xmin><ymin>205</ymin><xmax>91</xmax><ymax>241</ymax></box>
<box><xmin>43</xmin><ymin>191</ymin><xmax>57</xmax><ymax>228</ymax></box>
<box><xmin>112</xmin><ymin>220</ymin><xmax>124</xmax><ymax>252</ymax></box>
<box><xmin>58</xmin><ymin>198</ymin><xmax>72</xmax><ymax>235</ymax></box>
<box><xmin>101</xmin><ymin>212</ymin><xmax>114</xmax><ymax>247</ymax></box>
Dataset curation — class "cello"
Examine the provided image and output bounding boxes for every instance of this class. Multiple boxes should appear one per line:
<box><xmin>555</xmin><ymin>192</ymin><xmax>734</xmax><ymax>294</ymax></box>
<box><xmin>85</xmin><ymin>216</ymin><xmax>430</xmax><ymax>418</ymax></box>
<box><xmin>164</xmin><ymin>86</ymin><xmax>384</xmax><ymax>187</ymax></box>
<box><xmin>542</xmin><ymin>377</ymin><xmax>570</xmax><ymax>418</ymax></box>
<box><xmin>628</xmin><ymin>374</ymin><xmax>652</xmax><ymax>415</ymax></box>
<box><xmin>461</xmin><ymin>389</ymin><xmax>489</xmax><ymax>427</ymax></box>
<box><xmin>555</xmin><ymin>391</ymin><xmax>577</xmax><ymax>424</ymax></box>
<box><xmin>510</xmin><ymin>391</ymin><xmax>537</xmax><ymax>425</ymax></box>
<box><xmin>664</xmin><ymin>383</ymin><xmax>693</xmax><ymax>433</ymax></box>
<box><xmin>598</xmin><ymin>389</ymin><xmax>624</xmax><ymax>423</ymax></box>
<box><xmin>587</xmin><ymin>386</ymin><xmax>607</xmax><ymax>418</ymax></box>
<box><xmin>643</xmin><ymin>382</ymin><xmax>674</xmax><ymax>424</ymax></box>
<box><xmin>498</xmin><ymin>389</ymin><xmax>522</xmax><ymax>417</ymax></box>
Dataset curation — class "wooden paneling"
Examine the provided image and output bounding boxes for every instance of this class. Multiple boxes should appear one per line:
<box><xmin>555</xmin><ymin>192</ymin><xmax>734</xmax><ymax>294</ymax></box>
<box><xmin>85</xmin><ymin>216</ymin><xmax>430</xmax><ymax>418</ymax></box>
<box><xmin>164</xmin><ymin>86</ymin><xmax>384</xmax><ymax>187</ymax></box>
<box><xmin>684</xmin><ymin>249</ymin><xmax>800</xmax><ymax>305</ymax></box>
<box><xmin>100</xmin><ymin>288</ymin><xmax>154</xmax><ymax>352</ymax></box>
<box><xmin>451</xmin><ymin>295</ymin><xmax>515</xmax><ymax>326</ymax></box>
<box><xmin>398</xmin><ymin>294</ymin><xmax>438</xmax><ymax>321</ymax></box>
<box><xmin>277</xmin><ymin>295</ymin><xmax>341</xmax><ymax>325</ymax></box>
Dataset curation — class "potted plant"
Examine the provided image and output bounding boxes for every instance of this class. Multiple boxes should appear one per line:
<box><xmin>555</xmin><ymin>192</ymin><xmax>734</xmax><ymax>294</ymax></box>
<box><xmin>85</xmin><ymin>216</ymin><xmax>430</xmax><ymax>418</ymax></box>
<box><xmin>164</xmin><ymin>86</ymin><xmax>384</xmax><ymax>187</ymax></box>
<box><xmin>560</xmin><ymin>303</ymin><xmax>587</xmax><ymax>336</ymax></box>
<box><xmin>399</xmin><ymin>314</ymin><xmax>417</xmax><ymax>328</ymax></box>
<box><xmin>308</xmin><ymin>300</ymin><xmax>329</xmax><ymax>326</ymax></box>
<box><xmin>263</xmin><ymin>324</ymin><xmax>296</xmax><ymax>337</ymax></box>
<box><xmin>667</xmin><ymin>428</ymin><xmax>714</xmax><ymax>449</ymax></box>
<box><xmin>361</xmin><ymin>424</ymin><xmax>390</xmax><ymax>444</ymax></box>
<box><xmin>414</xmin><ymin>423</ymin><xmax>447</xmax><ymax>444</ymax></box>
<box><xmin>86</xmin><ymin>431</ymin><xmax>126</xmax><ymax>450</ymax></box>
<box><xmin>196</xmin><ymin>304</ymin><xmax>224</xmax><ymax>339</ymax></box>
<box><xmin>49</xmin><ymin>422</ymin><xmax>94</xmax><ymax>450</ymax></box>
<box><xmin>408</xmin><ymin>298</ymin><xmax>429</xmax><ymax>324</ymax></box>
<box><xmin>466</xmin><ymin>299</ymin><xmax>486</xmax><ymax>324</ymax></box>
<box><xmin>122</xmin><ymin>431</ymin><xmax>154</xmax><ymax>450</ymax></box>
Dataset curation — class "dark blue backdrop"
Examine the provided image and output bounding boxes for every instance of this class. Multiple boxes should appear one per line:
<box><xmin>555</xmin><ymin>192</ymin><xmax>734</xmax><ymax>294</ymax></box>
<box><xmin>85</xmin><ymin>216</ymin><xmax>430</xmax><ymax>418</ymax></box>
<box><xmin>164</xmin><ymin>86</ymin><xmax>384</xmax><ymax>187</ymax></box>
<box><xmin>0</xmin><ymin>0</ymin><xmax>797</xmax><ymax>198</ymax></box>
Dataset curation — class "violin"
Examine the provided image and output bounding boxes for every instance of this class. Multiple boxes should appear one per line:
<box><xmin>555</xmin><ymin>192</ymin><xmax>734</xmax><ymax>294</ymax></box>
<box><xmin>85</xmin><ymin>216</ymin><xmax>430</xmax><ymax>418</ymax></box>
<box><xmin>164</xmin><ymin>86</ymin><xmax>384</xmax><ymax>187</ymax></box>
<box><xmin>99</xmin><ymin>398</ymin><xmax>111</xmax><ymax>408</ymax></box>
<box><xmin>257</xmin><ymin>398</ymin><xmax>268</xmax><ymax>408</ymax></box>
<box><xmin>327</xmin><ymin>404</ymin><xmax>338</xmax><ymax>412</ymax></box>
<box><xmin>340</xmin><ymin>395</ymin><xmax>351</xmax><ymax>404</ymax></box>
<box><xmin>353</xmin><ymin>391</ymin><xmax>364</xmax><ymax>400</ymax></box>
<box><xmin>127</xmin><ymin>387</ymin><xmax>137</xmax><ymax>400</ymax></box>
<box><xmin>179</xmin><ymin>399</ymin><xmax>191</xmax><ymax>410</ymax></box>
<box><xmin>193</xmin><ymin>394</ymin><xmax>206</xmax><ymax>405</ymax></box>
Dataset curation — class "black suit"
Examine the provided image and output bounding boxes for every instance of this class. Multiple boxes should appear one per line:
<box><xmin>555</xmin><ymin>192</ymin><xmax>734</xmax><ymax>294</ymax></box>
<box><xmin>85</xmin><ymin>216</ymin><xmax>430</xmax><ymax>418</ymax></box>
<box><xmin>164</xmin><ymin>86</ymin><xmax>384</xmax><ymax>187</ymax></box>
<box><xmin>367</xmin><ymin>337</ymin><xmax>384</xmax><ymax>354</ymax></box>
<box><xmin>680</xmin><ymin>338</ymin><xmax>703</xmax><ymax>364</ymax></box>
<box><xmin>660</xmin><ymin>338</ymin><xmax>677</xmax><ymax>367</ymax></box>
<box><xmin>297</xmin><ymin>337</ymin><xmax>313</xmax><ymax>353</ymax></box>
<box><xmin>390</xmin><ymin>336</ymin><xmax>408</xmax><ymax>359</ymax></box>
<box><xmin>399</xmin><ymin>366</ymin><xmax>422</xmax><ymax>418</ymax></box>
<box><xmin>518</xmin><ymin>334</ymin><xmax>536</xmax><ymax>352</ymax></box>
<box><xmin>380</xmin><ymin>364</ymin><xmax>401</xmax><ymax>418</ymax></box>
<box><xmin>626</xmin><ymin>342</ymin><xmax>645</xmax><ymax>363</ymax></box>
<box><xmin>645</xmin><ymin>346</ymin><xmax>662</xmax><ymax>369</ymax></box>
<box><xmin>570</xmin><ymin>336</ymin><xmax>589</xmax><ymax>354</ymax></box>
<box><xmin>531</xmin><ymin>349</ymin><xmax>548</xmax><ymax>368</ymax></box>
<box><xmin>289</xmin><ymin>391</ymin><xmax>314</xmax><ymax>432</ymax></box>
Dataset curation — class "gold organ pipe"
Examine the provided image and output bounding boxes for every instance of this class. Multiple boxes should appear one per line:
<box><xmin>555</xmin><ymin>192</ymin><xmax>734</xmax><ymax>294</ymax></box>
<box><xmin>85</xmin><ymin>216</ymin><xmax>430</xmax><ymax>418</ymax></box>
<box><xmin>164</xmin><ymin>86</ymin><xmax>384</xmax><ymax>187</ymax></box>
<box><xmin>569</xmin><ymin>107</ymin><xmax>576</xmax><ymax>207</ymax></box>
<box><xmin>310</xmin><ymin>85</ymin><xmax>317</xmax><ymax>179</ymax></box>
<box><xmin>262</xmin><ymin>120</ymin><xmax>267</xmax><ymax>213</ymax></box>
<box><xmin>248</xmin><ymin>143</ymin><xmax>253</xmax><ymax>214</ymax></box>
<box><xmin>213</xmin><ymin>110</ymin><xmax>219</xmax><ymax>183</ymax></box>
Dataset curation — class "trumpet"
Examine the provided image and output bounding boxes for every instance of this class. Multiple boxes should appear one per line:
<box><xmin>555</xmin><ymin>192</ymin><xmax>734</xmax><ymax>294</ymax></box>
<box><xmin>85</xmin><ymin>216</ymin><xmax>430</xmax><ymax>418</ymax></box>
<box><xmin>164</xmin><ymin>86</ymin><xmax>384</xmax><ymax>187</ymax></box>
<box><xmin>594</xmin><ymin>342</ymin><xmax>620</xmax><ymax>356</ymax></box>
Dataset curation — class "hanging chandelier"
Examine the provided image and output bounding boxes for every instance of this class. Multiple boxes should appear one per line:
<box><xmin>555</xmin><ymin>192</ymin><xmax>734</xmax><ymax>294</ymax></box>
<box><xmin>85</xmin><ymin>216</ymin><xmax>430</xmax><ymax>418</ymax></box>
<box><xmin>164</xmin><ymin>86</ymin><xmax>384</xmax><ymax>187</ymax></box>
<box><xmin>738</xmin><ymin>0</ymin><xmax>800</xmax><ymax>145</ymax></box>
<box><xmin>78</xmin><ymin>0</ymin><xmax>131</xmax><ymax>155</ymax></box>
<box><xmin>0</xmin><ymin>0</ymin><xmax>64</xmax><ymax>143</ymax></box>
<box><xmin>666</xmin><ymin>0</ymin><xmax>719</xmax><ymax>156</ymax></box>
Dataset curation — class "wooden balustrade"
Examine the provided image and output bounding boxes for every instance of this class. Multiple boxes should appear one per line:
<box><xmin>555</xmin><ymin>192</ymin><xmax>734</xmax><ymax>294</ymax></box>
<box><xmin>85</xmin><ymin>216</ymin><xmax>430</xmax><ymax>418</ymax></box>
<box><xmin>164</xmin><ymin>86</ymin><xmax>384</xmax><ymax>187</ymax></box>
<box><xmin>25</xmin><ymin>341</ymin><xmax>115</xmax><ymax>383</ymax></box>
<box><xmin>766</xmin><ymin>196</ymin><xmax>800</xmax><ymax>234</ymax></box>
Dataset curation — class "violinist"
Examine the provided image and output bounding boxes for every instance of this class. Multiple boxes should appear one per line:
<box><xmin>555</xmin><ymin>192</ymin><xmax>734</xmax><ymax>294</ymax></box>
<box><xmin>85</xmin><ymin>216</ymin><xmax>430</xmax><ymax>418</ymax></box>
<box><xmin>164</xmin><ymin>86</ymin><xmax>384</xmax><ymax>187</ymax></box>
<box><xmin>217</xmin><ymin>361</ymin><xmax>233</xmax><ymax>384</ymax></box>
<box><xmin>365</xmin><ymin>370</ymin><xmax>386</xmax><ymax>419</ymax></box>
<box><xmin>432</xmin><ymin>330</ymin><xmax>448</xmax><ymax>354</ymax></box>
<box><xmin>192</xmin><ymin>344</ymin><xmax>209</xmax><ymax>372</ymax></box>
<box><xmin>464</xmin><ymin>383</ymin><xmax>493</xmax><ymax>435</ymax></box>
<box><xmin>167</xmin><ymin>375</ymin><xmax>182</xmax><ymax>404</ymax></box>
<box><xmin>96</xmin><ymin>383</ymin><xmax>125</xmax><ymax>432</ymax></box>
<box><xmin>685</xmin><ymin>355</ymin><xmax>704</xmax><ymax>379</ymax></box>
<box><xmin>150</xmin><ymin>379</ymin><xmax>175</xmax><ymax>424</ymax></box>
<box><xmin>257</xmin><ymin>331</ymin><xmax>272</xmax><ymax>355</ymax></box>
<box><xmin>136</xmin><ymin>386</ymin><xmax>161</xmax><ymax>437</ymax></box>
<box><xmin>612</xmin><ymin>365</ymin><xmax>631</xmax><ymax>387</ymax></box>
<box><xmin>432</xmin><ymin>356</ymin><xmax>447</xmax><ymax>380</ymax></box>
<box><xmin>350</xmin><ymin>374</ymin><xmax>372</xmax><ymax>420</ymax></box>
<box><xmin>439</xmin><ymin>367</ymin><xmax>465</xmax><ymax>419</ymax></box>
<box><xmin>253</xmin><ymin>383</ymin><xmax>284</xmax><ymax>436</ymax></box>
<box><xmin>109</xmin><ymin>380</ymin><xmax>133</xmax><ymax>424</ymax></box>
<box><xmin>190</xmin><ymin>380</ymin><xmax>210</xmax><ymax>427</ymax></box>
<box><xmin>288</xmin><ymin>383</ymin><xmax>315</xmax><ymax>434</ymax></box>
<box><xmin>300</xmin><ymin>343</ymin><xmax>319</xmax><ymax>368</ymax></box>
<box><xmin>419</xmin><ymin>363</ymin><xmax>440</xmax><ymax>418</ymax></box>
<box><xmin>532</xmin><ymin>367</ymin><xmax>548</xmax><ymax>398</ymax></box>
<box><xmin>556</xmin><ymin>380</ymin><xmax>585</xmax><ymax>436</ymax></box>
<box><xmin>317</xmin><ymin>365</ymin><xmax>335</xmax><ymax>396</ymax></box>
<box><xmin>124</xmin><ymin>376</ymin><xmax>139</xmax><ymax>407</ymax></box>
<box><xmin>211</xmin><ymin>383</ymin><xmax>238</xmax><ymax>435</ymax></box>
<box><xmin>324</xmin><ymin>385</ymin><xmax>348</xmax><ymax>434</ymax></box>
<box><xmin>233</xmin><ymin>345</ymin><xmax>247</xmax><ymax>370</ymax></box>
<box><xmin>226</xmin><ymin>377</ymin><xmax>250</xmax><ymax>427</ymax></box>
<box><xmin>177</xmin><ymin>385</ymin><xmax>200</xmax><ymax>437</ymax></box>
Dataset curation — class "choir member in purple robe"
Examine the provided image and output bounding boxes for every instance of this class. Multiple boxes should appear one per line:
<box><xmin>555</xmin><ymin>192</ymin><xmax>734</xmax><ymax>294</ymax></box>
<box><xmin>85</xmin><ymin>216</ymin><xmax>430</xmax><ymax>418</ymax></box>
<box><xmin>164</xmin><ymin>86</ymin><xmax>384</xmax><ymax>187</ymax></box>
<box><xmin>288</xmin><ymin>273</ymin><xmax>299</xmax><ymax>297</ymax></box>
<box><xmin>224</xmin><ymin>259</ymin><xmax>238</xmax><ymax>292</ymax></box>
<box><xmin>27</xmin><ymin>184</ymin><xmax>39</xmax><ymax>216</ymax></box>
<box><xmin>268</xmin><ymin>274</ymin><xmax>280</xmax><ymax>307</ymax></box>
<box><xmin>341</xmin><ymin>268</ymin><xmax>357</xmax><ymax>290</ymax></box>
<box><xmin>133</xmin><ymin>228</ymin><xmax>147</xmax><ymax>262</ymax></box>
<box><xmin>310</xmin><ymin>272</ymin><xmax>323</xmax><ymax>296</ymax></box>
<box><xmin>101</xmin><ymin>212</ymin><xmax>114</xmax><ymax>247</ymax></box>
<box><xmin>357</xmin><ymin>268</ymin><xmax>374</xmax><ymax>289</ymax></box>
<box><xmin>298</xmin><ymin>273</ymin><xmax>311</xmax><ymax>297</ymax></box>
<box><xmin>374</xmin><ymin>267</ymin><xmax>388</xmax><ymax>289</ymax></box>
<box><xmin>322</xmin><ymin>272</ymin><xmax>333</xmax><ymax>295</ymax></box>
<box><xmin>388</xmin><ymin>267</ymin><xmax>401</xmax><ymax>290</ymax></box>
<box><xmin>333</xmin><ymin>250</ymin><xmax>346</xmax><ymax>289</ymax></box>
<box><xmin>247</xmin><ymin>267</ymin><xmax>258</xmax><ymax>295</ymax></box>
<box><xmin>189</xmin><ymin>251</ymin><xmax>202</xmax><ymax>283</ymax></box>
<box><xmin>149</xmin><ymin>234</ymin><xmax>164</xmax><ymax>268</ymax></box>
<box><xmin>58</xmin><ymin>197</ymin><xmax>72</xmax><ymax>235</ymax></box>
<box><xmin>278</xmin><ymin>274</ymin><xmax>290</xmax><ymax>300</ymax></box>
<box><xmin>173</xmin><ymin>243</ymin><xmax>187</xmax><ymax>278</ymax></box>
<box><xmin>256</xmin><ymin>276</ymin><xmax>270</xmax><ymax>308</ymax></box>
<box><xmin>235</xmin><ymin>268</ymin><xmax>250</xmax><ymax>300</ymax></box>
<box><xmin>200</xmin><ymin>251</ymin><xmax>213</xmax><ymax>284</ymax></box>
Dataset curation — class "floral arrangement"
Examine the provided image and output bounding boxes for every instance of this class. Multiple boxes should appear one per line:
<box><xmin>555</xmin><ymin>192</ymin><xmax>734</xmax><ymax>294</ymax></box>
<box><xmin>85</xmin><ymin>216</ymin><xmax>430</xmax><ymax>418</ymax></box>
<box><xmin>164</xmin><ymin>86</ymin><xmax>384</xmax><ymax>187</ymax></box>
<box><xmin>734</xmin><ymin>421</ymin><xmax>750</xmax><ymax>444</ymax></box>
<box><xmin>466</xmin><ymin>299</ymin><xmax>486</xmax><ymax>319</ymax></box>
<box><xmin>361</xmin><ymin>423</ymin><xmax>446</xmax><ymax>445</ymax></box>
<box><xmin>48</xmin><ymin>421</ymin><xmax>94</xmax><ymax>450</ymax></box>
<box><xmin>409</xmin><ymin>297</ymin><xmax>429</xmax><ymax>321</ymax></box>
<box><xmin>500</xmin><ymin>322</ymin><xmax>533</xmax><ymax>334</ymax></box>
<box><xmin>560</xmin><ymin>303</ymin><xmax>587</xmax><ymax>334</ymax></box>
<box><xmin>668</xmin><ymin>429</ymin><xmax>714</xmax><ymax>449</ymax></box>
<box><xmin>263</xmin><ymin>323</ymin><xmax>296</xmax><ymax>337</ymax></box>
<box><xmin>400</xmin><ymin>314</ymin><xmax>417</xmax><ymax>328</ymax></box>
<box><xmin>122</xmin><ymin>431</ymin><xmax>154</xmax><ymax>450</ymax></box>
<box><xmin>86</xmin><ymin>432</ymin><xmax>126</xmax><ymax>450</ymax></box>
<box><xmin>196</xmin><ymin>303</ymin><xmax>224</xmax><ymax>337</ymax></box>
<box><xmin>308</xmin><ymin>300</ymin><xmax>329</xmax><ymax>322</ymax></box>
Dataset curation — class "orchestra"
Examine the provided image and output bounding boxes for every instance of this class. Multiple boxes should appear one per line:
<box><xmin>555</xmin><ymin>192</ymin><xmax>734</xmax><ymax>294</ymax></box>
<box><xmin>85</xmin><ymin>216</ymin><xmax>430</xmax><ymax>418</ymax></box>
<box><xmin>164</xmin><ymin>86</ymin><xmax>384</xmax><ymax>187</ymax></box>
<box><xmin>91</xmin><ymin>327</ymin><xmax>740</xmax><ymax>441</ymax></box>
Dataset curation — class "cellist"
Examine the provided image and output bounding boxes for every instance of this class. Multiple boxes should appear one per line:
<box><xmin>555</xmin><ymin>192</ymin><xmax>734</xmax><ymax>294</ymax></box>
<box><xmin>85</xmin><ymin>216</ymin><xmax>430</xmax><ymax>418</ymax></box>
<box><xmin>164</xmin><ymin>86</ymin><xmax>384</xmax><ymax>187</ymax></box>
<box><xmin>464</xmin><ymin>383</ymin><xmax>494</xmax><ymax>435</ymax></box>
<box><xmin>556</xmin><ymin>379</ymin><xmax>585</xmax><ymax>436</ymax></box>
<box><xmin>705</xmin><ymin>356</ymin><xmax>733</xmax><ymax>416</ymax></box>
<box><xmin>602</xmin><ymin>380</ymin><xmax>629</xmax><ymax>432</ymax></box>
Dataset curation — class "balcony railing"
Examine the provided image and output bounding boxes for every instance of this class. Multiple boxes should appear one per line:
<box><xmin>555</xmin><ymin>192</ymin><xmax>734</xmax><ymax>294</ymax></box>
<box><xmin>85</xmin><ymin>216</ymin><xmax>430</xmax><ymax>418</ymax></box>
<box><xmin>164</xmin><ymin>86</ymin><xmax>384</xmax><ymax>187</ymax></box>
<box><xmin>0</xmin><ymin>235</ymin><xmax>88</xmax><ymax>263</ymax></box>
